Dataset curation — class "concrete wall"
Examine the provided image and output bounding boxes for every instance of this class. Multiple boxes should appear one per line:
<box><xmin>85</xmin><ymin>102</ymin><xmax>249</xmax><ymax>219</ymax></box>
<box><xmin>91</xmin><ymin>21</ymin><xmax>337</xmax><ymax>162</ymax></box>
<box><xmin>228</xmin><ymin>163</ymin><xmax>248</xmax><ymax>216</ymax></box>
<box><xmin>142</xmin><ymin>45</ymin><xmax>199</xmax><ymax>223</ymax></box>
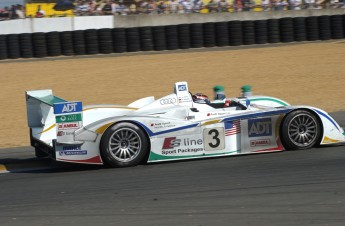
<box><xmin>0</xmin><ymin>9</ymin><xmax>344</xmax><ymax>34</ymax></box>
<box><xmin>32</xmin><ymin>17</ymin><xmax>73</xmax><ymax>32</ymax></box>
<box><xmin>74</xmin><ymin>15</ymin><xmax>113</xmax><ymax>30</ymax></box>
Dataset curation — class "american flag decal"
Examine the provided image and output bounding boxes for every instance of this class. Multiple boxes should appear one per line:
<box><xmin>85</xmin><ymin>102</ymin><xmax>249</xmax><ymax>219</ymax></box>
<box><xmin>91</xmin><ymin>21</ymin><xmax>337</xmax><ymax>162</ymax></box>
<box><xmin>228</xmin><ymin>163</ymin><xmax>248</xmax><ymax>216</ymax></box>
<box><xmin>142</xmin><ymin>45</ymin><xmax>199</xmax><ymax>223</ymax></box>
<box><xmin>224</xmin><ymin>120</ymin><xmax>241</xmax><ymax>136</ymax></box>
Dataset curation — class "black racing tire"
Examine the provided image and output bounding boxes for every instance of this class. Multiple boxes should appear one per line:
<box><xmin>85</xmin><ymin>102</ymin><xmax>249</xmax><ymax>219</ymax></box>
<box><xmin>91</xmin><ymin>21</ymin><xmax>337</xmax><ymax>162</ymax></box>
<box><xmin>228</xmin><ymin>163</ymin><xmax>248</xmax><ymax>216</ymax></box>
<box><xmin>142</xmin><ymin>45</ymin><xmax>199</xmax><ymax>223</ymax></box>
<box><xmin>281</xmin><ymin>110</ymin><xmax>321</xmax><ymax>150</ymax></box>
<box><xmin>100</xmin><ymin>122</ymin><xmax>149</xmax><ymax>167</ymax></box>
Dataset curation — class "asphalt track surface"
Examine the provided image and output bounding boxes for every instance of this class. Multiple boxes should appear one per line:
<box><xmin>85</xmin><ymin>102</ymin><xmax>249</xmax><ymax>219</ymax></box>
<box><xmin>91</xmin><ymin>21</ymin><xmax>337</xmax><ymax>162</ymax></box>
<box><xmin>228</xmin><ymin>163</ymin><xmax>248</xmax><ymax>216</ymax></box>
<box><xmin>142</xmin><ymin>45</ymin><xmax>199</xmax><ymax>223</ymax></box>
<box><xmin>0</xmin><ymin>112</ymin><xmax>344</xmax><ymax>226</ymax></box>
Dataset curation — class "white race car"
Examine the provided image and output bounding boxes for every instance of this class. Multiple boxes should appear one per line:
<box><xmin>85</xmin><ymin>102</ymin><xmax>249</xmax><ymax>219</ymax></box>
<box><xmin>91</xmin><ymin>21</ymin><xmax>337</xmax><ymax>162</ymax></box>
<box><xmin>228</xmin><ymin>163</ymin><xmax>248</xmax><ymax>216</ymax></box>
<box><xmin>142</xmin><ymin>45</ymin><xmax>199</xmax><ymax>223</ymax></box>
<box><xmin>26</xmin><ymin>81</ymin><xmax>345</xmax><ymax>167</ymax></box>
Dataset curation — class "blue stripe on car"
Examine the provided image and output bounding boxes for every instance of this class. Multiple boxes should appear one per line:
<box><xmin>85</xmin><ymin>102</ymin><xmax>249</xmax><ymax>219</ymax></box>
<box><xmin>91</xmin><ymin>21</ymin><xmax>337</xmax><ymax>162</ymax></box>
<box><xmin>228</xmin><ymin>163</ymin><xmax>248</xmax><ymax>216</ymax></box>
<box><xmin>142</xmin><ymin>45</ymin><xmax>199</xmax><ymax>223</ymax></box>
<box><xmin>134</xmin><ymin>109</ymin><xmax>292</xmax><ymax>137</ymax></box>
<box><xmin>314</xmin><ymin>109</ymin><xmax>341</xmax><ymax>132</ymax></box>
<box><xmin>134</xmin><ymin>121</ymin><xmax>200</xmax><ymax>136</ymax></box>
<box><xmin>221</xmin><ymin>109</ymin><xmax>291</xmax><ymax>122</ymax></box>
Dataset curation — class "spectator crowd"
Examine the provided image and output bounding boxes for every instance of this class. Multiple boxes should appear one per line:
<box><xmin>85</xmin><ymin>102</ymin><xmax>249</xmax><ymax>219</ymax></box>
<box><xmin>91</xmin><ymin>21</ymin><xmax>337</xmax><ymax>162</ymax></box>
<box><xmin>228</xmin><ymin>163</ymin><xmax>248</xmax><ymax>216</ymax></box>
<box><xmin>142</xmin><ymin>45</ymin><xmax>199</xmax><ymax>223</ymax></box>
<box><xmin>73</xmin><ymin>0</ymin><xmax>345</xmax><ymax>16</ymax></box>
<box><xmin>1</xmin><ymin>0</ymin><xmax>345</xmax><ymax>20</ymax></box>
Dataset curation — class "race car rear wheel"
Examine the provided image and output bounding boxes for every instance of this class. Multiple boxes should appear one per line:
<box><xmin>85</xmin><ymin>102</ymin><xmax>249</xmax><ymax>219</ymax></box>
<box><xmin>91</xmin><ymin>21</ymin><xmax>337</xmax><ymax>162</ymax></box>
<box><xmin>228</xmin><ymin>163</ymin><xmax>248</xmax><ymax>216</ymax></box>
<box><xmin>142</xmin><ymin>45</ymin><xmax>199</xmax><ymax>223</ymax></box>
<box><xmin>100</xmin><ymin>122</ymin><xmax>149</xmax><ymax>167</ymax></box>
<box><xmin>281</xmin><ymin>110</ymin><xmax>321</xmax><ymax>150</ymax></box>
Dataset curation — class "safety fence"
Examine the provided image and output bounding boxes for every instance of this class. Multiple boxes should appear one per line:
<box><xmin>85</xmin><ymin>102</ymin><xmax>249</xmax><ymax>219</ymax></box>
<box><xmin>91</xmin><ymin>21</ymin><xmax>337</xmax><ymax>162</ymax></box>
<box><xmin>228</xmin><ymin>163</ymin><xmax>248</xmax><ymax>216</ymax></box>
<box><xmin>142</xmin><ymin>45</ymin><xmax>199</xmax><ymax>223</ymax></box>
<box><xmin>0</xmin><ymin>14</ymin><xmax>344</xmax><ymax>60</ymax></box>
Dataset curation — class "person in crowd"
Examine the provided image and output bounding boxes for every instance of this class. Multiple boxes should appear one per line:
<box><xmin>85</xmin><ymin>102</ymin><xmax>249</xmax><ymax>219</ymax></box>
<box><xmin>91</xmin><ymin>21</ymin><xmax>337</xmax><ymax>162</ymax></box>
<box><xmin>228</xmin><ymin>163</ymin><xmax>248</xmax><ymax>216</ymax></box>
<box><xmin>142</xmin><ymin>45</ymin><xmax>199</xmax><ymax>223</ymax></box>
<box><xmin>0</xmin><ymin>7</ymin><xmax>10</xmax><ymax>20</ymax></box>
<box><xmin>115</xmin><ymin>1</ymin><xmax>129</xmax><ymax>15</ymax></box>
<box><xmin>271</xmin><ymin>0</ymin><xmax>286</xmax><ymax>10</ymax></box>
<box><xmin>15</xmin><ymin>5</ymin><xmax>25</xmax><ymax>19</ymax></box>
<box><xmin>232</xmin><ymin>0</ymin><xmax>243</xmax><ymax>11</ymax></box>
<box><xmin>35</xmin><ymin>5</ymin><xmax>46</xmax><ymax>18</ymax></box>
<box><xmin>168</xmin><ymin>0</ymin><xmax>181</xmax><ymax>13</ymax></box>
<box><xmin>128</xmin><ymin>2</ymin><xmax>137</xmax><ymax>14</ymax></box>
<box><xmin>181</xmin><ymin>0</ymin><xmax>194</xmax><ymax>13</ymax></box>
<box><xmin>156</xmin><ymin>0</ymin><xmax>168</xmax><ymax>13</ymax></box>
<box><xmin>207</xmin><ymin>0</ymin><xmax>219</xmax><ymax>12</ymax></box>
<box><xmin>88</xmin><ymin>0</ymin><xmax>98</xmax><ymax>15</ymax></box>
<box><xmin>288</xmin><ymin>0</ymin><xmax>302</xmax><ymax>9</ymax></box>
<box><xmin>261</xmin><ymin>0</ymin><xmax>271</xmax><ymax>10</ymax></box>
<box><xmin>9</xmin><ymin>5</ymin><xmax>18</xmax><ymax>19</ymax></box>
<box><xmin>218</xmin><ymin>0</ymin><xmax>230</xmax><ymax>12</ymax></box>
<box><xmin>101</xmin><ymin>0</ymin><xmax>113</xmax><ymax>15</ymax></box>
<box><xmin>242</xmin><ymin>0</ymin><xmax>255</xmax><ymax>11</ymax></box>
<box><xmin>145</xmin><ymin>0</ymin><xmax>157</xmax><ymax>14</ymax></box>
<box><xmin>193</xmin><ymin>0</ymin><xmax>204</xmax><ymax>12</ymax></box>
<box><xmin>75</xmin><ymin>0</ymin><xmax>91</xmax><ymax>15</ymax></box>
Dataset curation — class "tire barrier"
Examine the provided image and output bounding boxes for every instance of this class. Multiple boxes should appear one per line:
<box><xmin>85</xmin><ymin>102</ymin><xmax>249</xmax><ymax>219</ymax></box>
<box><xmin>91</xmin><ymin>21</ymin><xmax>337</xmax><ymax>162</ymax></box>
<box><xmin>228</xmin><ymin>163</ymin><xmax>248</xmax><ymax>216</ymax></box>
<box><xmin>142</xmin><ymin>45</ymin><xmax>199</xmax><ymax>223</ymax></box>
<box><xmin>330</xmin><ymin>15</ymin><xmax>344</xmax><ymax>39</ymax></box>
<box><xmin>1</xmin><ymin>14</ymin><xmax>345</xmax><ymax>60</ymax></box>
<box><xmin>279</xmin><ymin>17</ymin><xmax>294</xmax><ymax>43</ymax></box>
<box><xmin>84</xmin><ymin>29</ymin><xmax>99</xmax><ymax>55</ymax></box>
<box><xmin>112</xmin><ymin>28</ymin><xmax>127</xmax><ymax>53</ymax></box>
<box><xmin>165</xmin><ymin>25</ymin><xmax>179</xmax><ymax>50</ymax></box>
<box><xmin>139</xmin><ymin>26</ymin><xmax>154</xmax><ymax>51</ymax></box>
<box><xmin>46</xmin><ymin>32</ymin><xmax>62</xmax><ymax>57</ymax></box>
<box><xmin>255</xmin><ymin>20</ymin><xmax>268</xmax><ymax>44</ymax></box>
<box><xmin>98</xmin><ymin>28</ymin><xmax>113</xmax><ymax>54</ymax></box>
<box><xmin>126</xmin><ymin>27</ymin><xmax>140</xmax><ymax>52</ymax></box>
<box><xmin>178</xmin><ymin>24</ymin><xmax>191</xmax><ymax>49</ymax></box>
<box><xmin>60</xmin><ymin>31</ymin><xmax>74</xmax><ymax>56</ymax></box>
<box><xmin>228</xmin><ymin>20</ymin><xmax>243</xmax><ymax>46</ymax></box>
<box><xmin>306</xmin><ymin>16</ymin><xmax>319</xmax><ymax>41</ymax></box>
<box><xmin>318</xmin><ymin>15</ymin><xmax>331</xmax><ymax>40</ymax></box>
<box><xmin>215</xmin><ymin>22</ymin><xmax>229</xmax><ymax>47</ymax></box>
<box><xmin>7</xmin><ymin>34</ymin><xmax>21</xmax><ymax>59</ymax></box>
<box><xmin>203</xmin><ymin>22</ymin><xmax>216</xmax><ymax>47</ymax></box>
<box><xmin>19</xmin><ymin>33</ymin><xmax>33</xmax><ymax>58</ymax></box>
<box><xmin>32</xmin><ymin>32</ymin><xmax>47</xmax><ymax>58</ymax></box>
<box><xmin>242</xmin><ymin>20</ymin><xmax>255</xmax><ymax>45</ymax></box>
<box><xmin>0</xmin><ymin>35</ymin><xmax>8</xmax><ymax>60</ymax></box>
<box><xmin>267</xmin><ymin>19</ymin><xmax>280</xmax><ymax>43</ymax></box>
<box><xmin>190</xmin><ymin>23</ymin><xmax>204</xmax><ymax>48</ymax></box>
<box><xmin>72</xmin><ymin>30</ymin><xmax>86</xmax><ymax>55</ymax></box>
<box><xmin>153</xmin><ymin>26</ymin><xmax>167</xmax><ymax>51</ymax></box>
<box><xmin>293</xmin><ymin>17</ymin><xmax>307</xmax><ymax>42</ymax></box>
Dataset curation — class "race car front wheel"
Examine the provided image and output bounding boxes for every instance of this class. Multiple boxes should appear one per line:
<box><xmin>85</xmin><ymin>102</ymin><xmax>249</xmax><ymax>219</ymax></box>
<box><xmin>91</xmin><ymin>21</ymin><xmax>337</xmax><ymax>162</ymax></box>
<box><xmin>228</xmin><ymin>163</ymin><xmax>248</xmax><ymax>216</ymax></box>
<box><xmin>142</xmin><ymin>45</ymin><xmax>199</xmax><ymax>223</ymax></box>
<box><xmin>100</xmin><ymin>122</ymin><xmax>149</xmax><ymax>167</ymax></box>
<box><xmin>281</xmin><ymin>110</ymin><xmax>321</xmax><ymax>150</ymax></box>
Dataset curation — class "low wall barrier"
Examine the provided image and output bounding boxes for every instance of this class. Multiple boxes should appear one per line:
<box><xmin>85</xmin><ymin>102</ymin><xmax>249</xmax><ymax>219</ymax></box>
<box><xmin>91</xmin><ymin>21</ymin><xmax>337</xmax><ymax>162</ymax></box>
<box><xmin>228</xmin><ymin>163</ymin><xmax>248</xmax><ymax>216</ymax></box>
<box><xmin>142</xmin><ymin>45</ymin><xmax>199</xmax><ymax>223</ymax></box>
<box><xmin>0</xmin><ymin>14</ymin><xmax>344</xmax><ymax>60</ymax></box>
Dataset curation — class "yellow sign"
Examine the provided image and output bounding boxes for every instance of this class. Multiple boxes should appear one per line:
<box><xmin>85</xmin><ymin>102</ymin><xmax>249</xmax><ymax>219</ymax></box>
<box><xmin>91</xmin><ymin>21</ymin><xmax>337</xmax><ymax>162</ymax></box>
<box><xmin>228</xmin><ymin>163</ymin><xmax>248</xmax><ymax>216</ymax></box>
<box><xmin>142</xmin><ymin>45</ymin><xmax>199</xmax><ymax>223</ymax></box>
<box><xmin>26</xmin><ymin>3</ymin><xmax>74</xmax><ymax>17</ymax></box>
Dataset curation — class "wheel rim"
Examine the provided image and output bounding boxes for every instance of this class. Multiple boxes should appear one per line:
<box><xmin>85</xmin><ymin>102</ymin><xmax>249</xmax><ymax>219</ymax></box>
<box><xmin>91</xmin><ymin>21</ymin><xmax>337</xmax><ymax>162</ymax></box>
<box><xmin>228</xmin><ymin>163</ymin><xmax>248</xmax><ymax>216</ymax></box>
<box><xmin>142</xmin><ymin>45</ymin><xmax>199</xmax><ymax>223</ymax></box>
<box><xmin>287</xmin><ymin>113</ymin><xmax>318</xmax><ymax>147</ymax></box>
<box><xmin>108</xmin><ymin>128</ymin><xmax>142</xmax><ymax>163</ymax></box>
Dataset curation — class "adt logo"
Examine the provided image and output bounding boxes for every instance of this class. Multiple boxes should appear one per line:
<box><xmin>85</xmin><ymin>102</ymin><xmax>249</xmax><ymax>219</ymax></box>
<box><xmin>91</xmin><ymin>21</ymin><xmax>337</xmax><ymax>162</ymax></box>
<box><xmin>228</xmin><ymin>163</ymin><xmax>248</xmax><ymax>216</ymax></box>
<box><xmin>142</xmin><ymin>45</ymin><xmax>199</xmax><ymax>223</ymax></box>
<box><xmin>248</xmin><ymin>118</ymin><xmax>272</xmax><ymax>137</ymax></box>
<box><xmin>62</xmin><ymin>103</ymin><xmax>78</xmax><ymax>113</ymax></box>
<box><xmin>162</xmin><ymin>137</ymin><xmax>181</xmax><ymax>149</ymax></box>
<box><xmin>54</xmin><ymin>102</ymin><xmax>82</xmax><ymax>114</ymax></box>
<box><xmin>178</xmin><ymin>85</ymin><xmax>187</xmax><ymax>91</ymax></box>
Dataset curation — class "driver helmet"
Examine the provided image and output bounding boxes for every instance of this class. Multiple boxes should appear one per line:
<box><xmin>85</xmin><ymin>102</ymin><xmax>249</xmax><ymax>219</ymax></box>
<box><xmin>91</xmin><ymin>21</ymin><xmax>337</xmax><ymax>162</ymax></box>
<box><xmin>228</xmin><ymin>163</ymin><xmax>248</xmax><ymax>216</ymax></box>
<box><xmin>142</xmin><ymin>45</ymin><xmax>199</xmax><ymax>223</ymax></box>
<box><xmin>192</xmin><ymin>93</ymin><xmax>210</xmax><ymax>104</ymax></box>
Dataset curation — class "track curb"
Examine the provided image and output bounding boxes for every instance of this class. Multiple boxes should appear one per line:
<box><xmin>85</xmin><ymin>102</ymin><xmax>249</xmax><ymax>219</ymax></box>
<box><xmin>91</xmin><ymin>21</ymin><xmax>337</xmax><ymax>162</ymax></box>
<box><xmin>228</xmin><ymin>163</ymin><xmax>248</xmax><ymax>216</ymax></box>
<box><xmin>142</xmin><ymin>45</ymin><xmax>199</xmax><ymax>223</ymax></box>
<box><xmin>0</xmin><ymin>158</ymin><xmax>54</xmax><ymax>173</ymax></box>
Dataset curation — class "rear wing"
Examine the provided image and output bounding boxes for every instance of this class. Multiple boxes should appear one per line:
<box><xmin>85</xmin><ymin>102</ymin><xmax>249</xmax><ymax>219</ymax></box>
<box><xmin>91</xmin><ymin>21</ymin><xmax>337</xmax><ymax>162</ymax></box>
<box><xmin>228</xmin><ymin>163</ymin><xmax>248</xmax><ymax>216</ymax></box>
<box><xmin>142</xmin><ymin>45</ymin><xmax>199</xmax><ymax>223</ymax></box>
<box><xmin>26</xmin><ymin>90</ymin><xmax>67</xmax><ymax>127</ymax></box>
<box><xmin>26</xmin><ymin>90</ymin><xmax>83</xmax><ymax>145</ymax></box>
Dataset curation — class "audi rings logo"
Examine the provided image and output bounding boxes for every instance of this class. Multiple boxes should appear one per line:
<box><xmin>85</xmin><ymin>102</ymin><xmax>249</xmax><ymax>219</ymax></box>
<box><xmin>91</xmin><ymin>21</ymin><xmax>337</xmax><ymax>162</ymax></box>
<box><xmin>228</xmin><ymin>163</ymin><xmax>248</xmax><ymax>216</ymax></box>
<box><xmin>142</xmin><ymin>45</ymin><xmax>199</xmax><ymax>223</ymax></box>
<box><xmin>160</xmin><ymin>98</ymin><xmax>177</xmax><ymax>105</ymax></box>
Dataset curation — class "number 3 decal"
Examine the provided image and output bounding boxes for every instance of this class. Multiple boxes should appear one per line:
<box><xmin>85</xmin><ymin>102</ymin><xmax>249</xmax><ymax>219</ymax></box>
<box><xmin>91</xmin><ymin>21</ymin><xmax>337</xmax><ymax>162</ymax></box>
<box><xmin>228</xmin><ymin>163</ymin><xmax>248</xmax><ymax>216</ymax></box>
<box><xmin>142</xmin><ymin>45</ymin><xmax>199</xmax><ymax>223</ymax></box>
<box><xmin>203</xmin><ymin>128</ymin><xmax>225</xmax><ymax>151</ymax></box>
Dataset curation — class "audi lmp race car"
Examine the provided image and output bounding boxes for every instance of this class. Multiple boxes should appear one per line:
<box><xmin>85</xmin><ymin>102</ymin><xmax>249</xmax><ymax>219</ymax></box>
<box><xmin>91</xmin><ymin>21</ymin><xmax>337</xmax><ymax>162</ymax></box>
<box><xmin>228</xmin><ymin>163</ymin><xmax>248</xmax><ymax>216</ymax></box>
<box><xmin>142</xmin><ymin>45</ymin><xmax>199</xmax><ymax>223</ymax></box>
<box><xmin>25</xmin><ymin>81</ymin><xmax>345</xmax><ymax>167</ymax></box>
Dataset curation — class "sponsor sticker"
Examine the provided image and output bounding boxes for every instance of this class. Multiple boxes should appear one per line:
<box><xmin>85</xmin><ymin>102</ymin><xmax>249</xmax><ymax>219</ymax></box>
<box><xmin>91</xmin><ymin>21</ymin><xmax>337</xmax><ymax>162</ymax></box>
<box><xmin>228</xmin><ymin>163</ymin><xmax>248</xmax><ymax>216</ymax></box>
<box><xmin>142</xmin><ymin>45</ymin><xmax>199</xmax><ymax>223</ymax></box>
<box><xmin>54</xmin><ymin>102</ymin><xmax>82</xmax><ymax>114</ymax></box>
<box><xmin>178</xmin><ymin>85</ymin><xmax>187</xmax><ymax>91</ymax></box>
<box><xmin>150</xmin><ymin>122</ymin><xmax>175</xmax><ymax>129</ymax></box>
<box><xmin>160</xmin><ymin>98</ymin><xmax>177</xmax><ymax>105</ymax></box>
<box><xmin>250</xmin><ymin>139</ymin><xmax>271</xmax><ymax>147</ymax></box>
<box><xmin>56</xmin><ymin>113</ymin><xmax>82</xmax><ymax>123</ymax></box>
<box><xmin>248</xmin><ymin>118</ymin><xmax>272</xmax><ymax>137</ymax></box>
<box><xmin>57</xmin><ymin>131</ymin><xmax>75</xmax><ymax>136</ymax></box>
<box><xmin>58</xmin><ymin>122</ymin><xmax>81</xmax><ymax>130</ymax></box>
<box><xmin>178</xmin><ymin>95</ymin><xmax>192</xmax><ymax>103</ymax></box>
<box><xmin>161</xmin><ymin>137</ymin><xmax>203</xmax><ymax>155</ymax></box>
<box><xmin>59</xmin><ymin>150</ymin><xmax>87</xmax><ymax>156</ymax></box>
<box><xmin>62</xmin><ymin>145</ymin><xmax>81</xmax><ymax>150</ymax></box>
